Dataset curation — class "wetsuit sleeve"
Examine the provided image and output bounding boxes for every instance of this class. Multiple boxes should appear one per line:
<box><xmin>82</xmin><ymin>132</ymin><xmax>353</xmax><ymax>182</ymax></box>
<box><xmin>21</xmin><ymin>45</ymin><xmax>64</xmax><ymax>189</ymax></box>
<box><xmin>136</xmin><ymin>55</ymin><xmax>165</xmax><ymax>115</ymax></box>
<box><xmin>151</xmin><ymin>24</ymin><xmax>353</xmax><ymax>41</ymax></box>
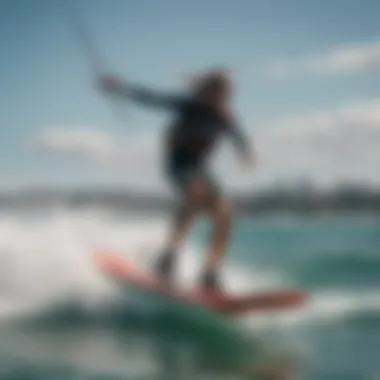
<box><xmin>227</xmin><ymin>121</ymin><xmax>251</xmax><ymax>157</ymax></box>
<box><xmin>120</xmin><ymin>84</ymin><xmax>189</xmax><ymax>110</ymax></box>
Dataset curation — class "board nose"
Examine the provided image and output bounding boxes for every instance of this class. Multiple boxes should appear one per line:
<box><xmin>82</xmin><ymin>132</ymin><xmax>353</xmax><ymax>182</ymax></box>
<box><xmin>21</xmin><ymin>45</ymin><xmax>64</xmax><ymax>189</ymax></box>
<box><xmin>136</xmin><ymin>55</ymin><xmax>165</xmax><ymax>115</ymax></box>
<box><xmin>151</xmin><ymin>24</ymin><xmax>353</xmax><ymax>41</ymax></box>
<box><xmin>94</xmin><ymin>250</ymin><xmax>131</xmax><ymax>277</ymax></box>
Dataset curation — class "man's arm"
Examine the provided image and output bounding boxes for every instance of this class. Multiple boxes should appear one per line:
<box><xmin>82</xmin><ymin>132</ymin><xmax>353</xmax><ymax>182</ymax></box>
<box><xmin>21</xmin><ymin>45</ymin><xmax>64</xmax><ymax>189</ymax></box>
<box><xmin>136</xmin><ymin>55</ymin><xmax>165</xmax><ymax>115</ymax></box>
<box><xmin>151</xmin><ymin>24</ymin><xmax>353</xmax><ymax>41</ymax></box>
<box><xmin>98</xmin><ymin>75</ymin><xmax>188</xmax><ymax>111</ymax></box>
<box><xmin>227</xmin><ymin>121</ymin><xmax>255</xmax><ymax>166</ymax></box>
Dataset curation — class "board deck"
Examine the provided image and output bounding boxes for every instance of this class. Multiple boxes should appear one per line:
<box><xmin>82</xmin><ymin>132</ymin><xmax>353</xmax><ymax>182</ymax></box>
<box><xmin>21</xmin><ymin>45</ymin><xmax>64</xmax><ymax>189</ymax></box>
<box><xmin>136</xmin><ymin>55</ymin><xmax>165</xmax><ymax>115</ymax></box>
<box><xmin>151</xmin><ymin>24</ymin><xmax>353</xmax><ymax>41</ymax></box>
<box><xmin>94</xmin><ymin>250</ymin><xmax>308</xmax><ymax>315</ymax></box>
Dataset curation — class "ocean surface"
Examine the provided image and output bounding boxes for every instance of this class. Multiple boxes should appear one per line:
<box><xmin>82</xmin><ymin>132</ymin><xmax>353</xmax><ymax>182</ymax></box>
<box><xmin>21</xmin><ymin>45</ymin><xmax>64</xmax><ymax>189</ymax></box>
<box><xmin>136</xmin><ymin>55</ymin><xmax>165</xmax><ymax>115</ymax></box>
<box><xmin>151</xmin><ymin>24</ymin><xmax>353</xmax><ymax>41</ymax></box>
<box><xmin>0</xmin><ymin>205</ymin><xmax>379</xmax><ymax>380</ymax></box>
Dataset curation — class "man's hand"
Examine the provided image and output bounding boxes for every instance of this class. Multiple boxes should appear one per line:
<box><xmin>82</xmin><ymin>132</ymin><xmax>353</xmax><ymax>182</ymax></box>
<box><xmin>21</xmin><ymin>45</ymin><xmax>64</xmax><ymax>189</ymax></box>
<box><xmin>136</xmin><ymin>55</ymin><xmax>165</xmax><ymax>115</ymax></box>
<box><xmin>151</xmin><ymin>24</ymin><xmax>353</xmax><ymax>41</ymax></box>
<box><xmin>97</xmin><ymin>74</ymin><xmax>126</xmax><ymax>95</ymax></box>
<box><xmin>241</xmin><ymin>149</ymin><xmax>256</xmax><ymax>169</ymax></box>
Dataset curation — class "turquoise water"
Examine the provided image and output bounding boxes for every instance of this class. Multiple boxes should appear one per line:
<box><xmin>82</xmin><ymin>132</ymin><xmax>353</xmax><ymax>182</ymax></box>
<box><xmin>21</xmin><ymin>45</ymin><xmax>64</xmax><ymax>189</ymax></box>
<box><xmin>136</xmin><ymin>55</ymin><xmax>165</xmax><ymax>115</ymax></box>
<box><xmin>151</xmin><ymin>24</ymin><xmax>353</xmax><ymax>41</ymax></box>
<box><xmin>0</xmin><ymin>211</ymin><xmax>379</xmax><ymax>379</ymax></box>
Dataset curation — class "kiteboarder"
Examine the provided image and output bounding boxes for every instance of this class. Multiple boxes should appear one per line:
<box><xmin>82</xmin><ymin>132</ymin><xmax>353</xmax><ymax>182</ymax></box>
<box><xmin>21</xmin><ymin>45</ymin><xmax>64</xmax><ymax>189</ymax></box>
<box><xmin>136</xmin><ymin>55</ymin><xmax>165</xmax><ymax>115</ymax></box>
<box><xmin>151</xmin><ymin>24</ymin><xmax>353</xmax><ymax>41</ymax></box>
<box><xmin>98</xmin><ymin>68</ymin><xmax>255</xmax><ymax>292</ymax></box>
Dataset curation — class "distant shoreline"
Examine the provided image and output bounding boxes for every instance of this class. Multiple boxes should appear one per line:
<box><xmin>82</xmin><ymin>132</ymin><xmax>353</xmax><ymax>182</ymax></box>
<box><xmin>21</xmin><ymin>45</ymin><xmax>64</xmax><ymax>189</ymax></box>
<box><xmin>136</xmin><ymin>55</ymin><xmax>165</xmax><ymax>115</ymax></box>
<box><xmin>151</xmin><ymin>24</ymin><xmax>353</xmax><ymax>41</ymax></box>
<box><xmin>1</xmin><ymin>186</ymin><xmax>379</xmax><ymax>215</ymax></box>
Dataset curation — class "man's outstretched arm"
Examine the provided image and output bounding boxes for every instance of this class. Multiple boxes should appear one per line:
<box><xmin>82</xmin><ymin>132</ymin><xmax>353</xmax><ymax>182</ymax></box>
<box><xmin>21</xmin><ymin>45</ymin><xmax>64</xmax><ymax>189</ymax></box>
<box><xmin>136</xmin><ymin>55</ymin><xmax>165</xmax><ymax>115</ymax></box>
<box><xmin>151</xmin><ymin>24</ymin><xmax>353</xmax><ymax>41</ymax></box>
<box><xmin>98</xmin><ymin>74</ymin><xmax>188</xmax><ymax>111</ymax></box>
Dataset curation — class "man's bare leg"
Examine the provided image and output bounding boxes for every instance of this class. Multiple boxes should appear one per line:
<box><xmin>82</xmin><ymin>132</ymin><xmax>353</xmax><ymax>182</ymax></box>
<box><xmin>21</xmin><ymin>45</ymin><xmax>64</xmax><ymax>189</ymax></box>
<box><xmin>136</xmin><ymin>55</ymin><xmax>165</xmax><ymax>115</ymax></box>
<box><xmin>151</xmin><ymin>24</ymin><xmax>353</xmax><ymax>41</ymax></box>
<box><xmin>200</xmin><ymin>197</ymin><xmax>232</xmax><ymax>290</ymax></box>
<box><xmin>165</xmin><ymin>200</ymin><xmax>195</xmax><ymax>251</ymax></box>
<box><xmin>155</xmin><ymin>200</ymin><xmax>194</xmax><ymax>278</ymax></box>
<box><xmin>155</xmin><ymin>180</ymin><xmax>206</xmax><ymax>279</ymax></box>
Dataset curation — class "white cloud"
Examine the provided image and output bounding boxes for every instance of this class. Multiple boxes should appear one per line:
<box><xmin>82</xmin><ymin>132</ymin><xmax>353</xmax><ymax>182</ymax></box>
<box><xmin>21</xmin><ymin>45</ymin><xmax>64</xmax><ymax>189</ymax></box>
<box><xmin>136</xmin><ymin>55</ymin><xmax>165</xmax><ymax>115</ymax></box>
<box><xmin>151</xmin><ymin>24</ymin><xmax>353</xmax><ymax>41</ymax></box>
<box><xmin>253</xmin><ymin>99</ymin><xmax>380</xmax><ymax>188</ymax></box>
<box><xmin>266</xmin><ymin>38</ymin><xmax>380</xmax><ymax>78</ymax></box>
<box><xmin>33</xmin><ymin>127</ymin><xmax>165</xmax><ymax>189</ymax></box>
<box><xmin>0</xmin><ymin>171</ymin><xmax>18</xmax><ymax>192</ymax></box>
<box><xmin>35</xmin><ymin>129</ymin><xmax>120</xmax><ymax>162</ymax></box>
<box><xmin>34</xmin><ymin>128</ymin><xmax>158</xmax><ymax>167</ymax></box>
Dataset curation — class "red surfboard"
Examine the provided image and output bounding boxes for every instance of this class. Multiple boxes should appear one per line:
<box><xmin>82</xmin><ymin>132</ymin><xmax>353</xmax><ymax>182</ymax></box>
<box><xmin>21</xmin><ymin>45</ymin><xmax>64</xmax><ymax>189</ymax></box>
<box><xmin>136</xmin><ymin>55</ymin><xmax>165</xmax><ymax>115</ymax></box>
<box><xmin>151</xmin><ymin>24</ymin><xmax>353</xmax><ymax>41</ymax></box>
<box><xmin>94</xmin><ymin>251</ymin><xmax>308</xmax><ymax>315</ymax></box>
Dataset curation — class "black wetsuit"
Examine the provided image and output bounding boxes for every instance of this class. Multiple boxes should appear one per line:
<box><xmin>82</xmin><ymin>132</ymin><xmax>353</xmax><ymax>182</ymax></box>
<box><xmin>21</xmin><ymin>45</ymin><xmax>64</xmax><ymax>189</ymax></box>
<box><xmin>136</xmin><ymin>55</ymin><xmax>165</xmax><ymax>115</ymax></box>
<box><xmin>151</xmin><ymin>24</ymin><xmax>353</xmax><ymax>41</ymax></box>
<box><xmin>121</xmin><ymin>84</ymin><xmax>250</xmax><ymax>196</ymax></box>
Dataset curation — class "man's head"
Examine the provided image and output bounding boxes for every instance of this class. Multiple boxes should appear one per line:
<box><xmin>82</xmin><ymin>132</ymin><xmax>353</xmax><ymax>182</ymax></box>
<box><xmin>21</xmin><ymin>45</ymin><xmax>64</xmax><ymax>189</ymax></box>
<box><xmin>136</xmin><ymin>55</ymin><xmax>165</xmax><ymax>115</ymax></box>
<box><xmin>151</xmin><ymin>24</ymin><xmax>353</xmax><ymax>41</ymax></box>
<box><xmin>187</xmin><ymin>67</ymin><xmax>234</xmax><ymax>106</ymax></box>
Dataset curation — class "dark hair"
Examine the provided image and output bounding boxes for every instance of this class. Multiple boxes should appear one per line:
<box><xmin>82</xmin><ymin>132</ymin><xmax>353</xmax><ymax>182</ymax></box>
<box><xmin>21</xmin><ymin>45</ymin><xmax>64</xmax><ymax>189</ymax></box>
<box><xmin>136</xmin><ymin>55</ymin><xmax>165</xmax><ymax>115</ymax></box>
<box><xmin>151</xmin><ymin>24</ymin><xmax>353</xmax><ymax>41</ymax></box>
<box><xmin>192</xmin><ymin>68</ymin><xmax>233</xmax><ymax>99</ymax></box>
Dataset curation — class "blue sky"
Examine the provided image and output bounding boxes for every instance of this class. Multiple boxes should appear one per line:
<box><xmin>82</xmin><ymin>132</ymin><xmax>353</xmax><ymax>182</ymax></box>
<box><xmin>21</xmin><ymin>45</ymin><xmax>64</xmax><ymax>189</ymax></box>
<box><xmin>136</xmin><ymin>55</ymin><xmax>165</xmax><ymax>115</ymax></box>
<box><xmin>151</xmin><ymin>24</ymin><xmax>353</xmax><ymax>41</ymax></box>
<box><xmin>1</xmin><ymin>0</ymin><xmax>380</xmax><ymax>191</ymax></box>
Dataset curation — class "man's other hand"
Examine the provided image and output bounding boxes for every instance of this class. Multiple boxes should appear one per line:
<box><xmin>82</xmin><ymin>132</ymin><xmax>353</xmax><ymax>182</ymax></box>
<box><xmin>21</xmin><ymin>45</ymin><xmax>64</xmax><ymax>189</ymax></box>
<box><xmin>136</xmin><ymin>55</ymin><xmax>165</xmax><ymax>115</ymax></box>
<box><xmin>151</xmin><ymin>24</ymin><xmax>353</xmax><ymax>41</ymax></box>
<box><xmin>97</xmin><ymin>75</ymin><xmax>125</xmax><ymax>95</ymax></box>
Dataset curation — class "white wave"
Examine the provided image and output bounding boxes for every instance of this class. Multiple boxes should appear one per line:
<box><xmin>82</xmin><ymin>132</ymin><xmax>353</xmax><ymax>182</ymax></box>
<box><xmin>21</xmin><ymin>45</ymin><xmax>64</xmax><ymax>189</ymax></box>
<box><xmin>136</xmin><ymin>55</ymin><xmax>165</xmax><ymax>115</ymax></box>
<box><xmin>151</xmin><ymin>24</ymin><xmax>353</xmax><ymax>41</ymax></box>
<box><xmin>1</xmin><ymin>206</ymin><xmax>378</xmax><ymax>329</ymax></box>
<box><xmin>239</xmin><ymin>288</ymin><xmax>380</xmax><ymax>332</ymax></box>
<box><xmin>0</xmin><ymin>206</ymin><xmax>285</xmax><ymax>321</ymax></box>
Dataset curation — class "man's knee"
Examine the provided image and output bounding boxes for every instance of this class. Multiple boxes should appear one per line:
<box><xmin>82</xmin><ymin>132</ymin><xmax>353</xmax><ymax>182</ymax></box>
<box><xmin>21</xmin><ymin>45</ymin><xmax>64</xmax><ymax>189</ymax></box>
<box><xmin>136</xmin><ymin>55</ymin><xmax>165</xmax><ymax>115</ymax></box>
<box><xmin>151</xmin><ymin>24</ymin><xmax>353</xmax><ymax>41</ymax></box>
<box><xmin>213</xmin><ymin>198</ymin><xmax>233</xmax><ymax>227</ymax></box>
<box><xmin>186</xmin><ymin>179</ymin><xmax>209</xmax><ymax>207</ymax></box>
<box><xmin>176</xmin><ymin>200</ymin><xmax>194</xmax><ymax>223</ymax></box>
